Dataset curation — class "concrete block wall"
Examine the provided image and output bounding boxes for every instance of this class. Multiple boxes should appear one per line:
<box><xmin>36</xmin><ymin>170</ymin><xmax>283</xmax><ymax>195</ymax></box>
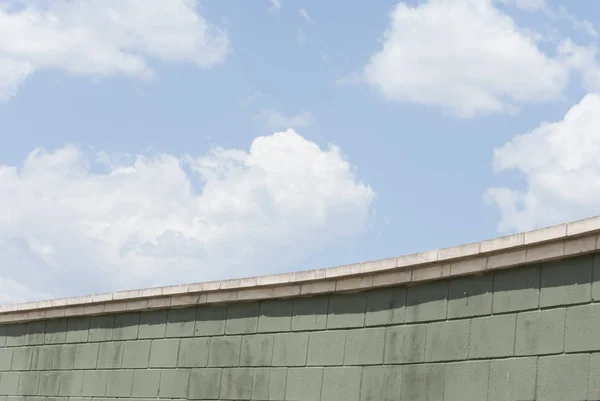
<box><xmin>1</xmin><ymin>253</ymin><xmax>600</xmax><ymax>401</ymax></box>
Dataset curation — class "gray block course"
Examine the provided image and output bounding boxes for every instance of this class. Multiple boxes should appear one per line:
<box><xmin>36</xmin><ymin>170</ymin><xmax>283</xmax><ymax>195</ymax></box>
<box><xmin>285</xmin><ymin>367</ymin><xmax>323</xmax><ymax>401</ymax></box>
<box><xmin>344</xmin><ymin>328</ymin><xmax>385</xmax><ymax>365</ymax></box>
<box><xmin>515</xmin><ymin>309</ymin><xmax>565</xmax><ymax>356</ymax></box>
<box><xmin>384</xmin><ymin>324</ymin><xmax>426</xmax><ymax>364</ymax></box>
<box><xmin>96</xmin><ymin>342</ymin><xmax>124</xmax><ymax>369</ymax></box>
<box><xmin>488</xmin><ymin>357</ymin><xmax>537</xmax><ymax>401</ymax></box>
<box><xmin>149</xmin><ymin>338</ymin><xmax>180</xmax><ymax>368</ymax></box>
<box><xmin>469</xmin><ymin>314</ymin><xmax>516</xmax><ymax>359</ymax></box>
<box><xmin>401</xmin><ymin>363</ymin><xmax>445</xmax><ymax>401</ymax></box>
<box><xmin>321</xmin><ymin>367</ymin><xmax>362</xmax><ymax>401</ymax></box>
<box><xmin>240</xmin><ymin>334</ymin><xmax>274</xmax><ymax>367</ymax></box>
<box><xmin>360</xmin><ymin>365</ymin><xmax>403</xmax><ymax>401</ymax></box>
<box><xmin>220</xmin><ymin>368</ymin><xmax>253</xmax><ymax>400</ymax></box>
<box><xmin>158</xmin><ymin>369</ymin><xmax>189</xmax><ymax>398</ymax></box>
<box><xmin>73</xmin><ymin>343</ymin><xmax>99</xmax><ymax>370</ymax></box>
<box><xmin>177</xmin><ymin>337</ymin><xmax>210</xmax><ymax>368</ymax></box>
<box><xmin>444</xmin><ymin>360</ymin><xmax>490</xmax><ymax>401</ymax></box>
<box><xmin>537</xmin><ymin>354</ymin><xmax>590</xmax><ymax>401</ymax></box>
<box><xmin>272</xmin><ymin>332</ymin><xmax>308</xmax><ymax>367</ymax></box>
<box><xmin>208</xmin><ymin>336</ymin><xmax>242</xmax><ymax>367</ymax></box>
<box><xmin>307</xmin><ymin>331</ymin><xmax>345</xmax><ymax>366</ymax></box>
<box><xmin>121</xmin><ymin>340</ymin><xmax>151</xmax><ymax>369</ymax></box>
<box><xmin>424</xmin><ymin>320</ymin><xmax>469</xmax><ymax>362</ymax></box>
<box><xmin>565</xmin><ymin>303</ymin><xmax>600</xmax><ymax>352</ymax></box>
<box><xmin>106</xmin><ymin>370</ymin><xmax>133</xmax><ymax>397</ymax></box>
<box><xmin>131</xmin><ymin>369</ymin><xmax>160</xmax><ymax>398</ymax></box>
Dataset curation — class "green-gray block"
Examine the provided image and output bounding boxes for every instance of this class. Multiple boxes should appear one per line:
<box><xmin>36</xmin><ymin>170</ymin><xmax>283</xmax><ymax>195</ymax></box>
<box><xmin>493</xmin><ymin>266</ymin><xmax>540</xmax><ymax>313</ymax></box>
<box><xmin>565</xmin><ymin>303</ymin><xmax>600</xmax><ymax>352</ymax></box>
<box><xmin>0</xmin><ymin>326</ymin><xmax>6</xmax><ymax>347</ymax></box>
<box><xmin>344</xmin><ymin>328</ymin><xmax>384</xmax><ymax>365</ymax></box>
<box><xmin>488</xmin><ymin>357</ymin><xmax>537</xmax><ymax>401</ymax></box>
<box><xmin>540</xmin><ymin>255</ymin><xmax>593</xmax><ymax>307</ymax></box>
<box><xmin>360</xmin><ymin>365</ymin><xmax>403</xmax><ymax>401</ymax></box>
<box><xmin>112</xmin><ymin>313</ymin><xmax>139</xmax><ymax>341</ymax></box>
<box><xmin>447</xmin><ymin>274</ymin><xmax>492</xmax><ymax>318</ymax></box>
<box><xmin>195</xmin><ymin>305</ymin><xmax>227</xmax><ymax>337</ymax></box>
<box><xmin>0</xmin><ymin>372</ymin><xmax>19</xmax><ymax>395</ymax></box>
<box><xmin>272</xmin><ymin>332</ymin><xmax>308</xmax><ymax>367</ymax></box>
<box><xmin>285</xmin><ymin>367</ymin><xmax>323</xmax><ymax>401</ymax></box>
<box><xmin>87</xmin><ymin>315</ymin><xmax>113</xmax><ymax>343</ymax></box>
<box><xmin>384</xmin><ymin>324</ymin><xmax>426</xmax><ymax>364</ymax></box>
<box><xmin>38</xmin><ymin>371</ymin><xmax>61</xmax><ymax>396</ymax></box>
<box><xmin>81</xmin><ymin>370</ymin><xmax>107</xmax><ymax>396</ymax></box>
<box><xmin>424</xmin><ymin>320</ymin><xmax>469</xmax><ymax>362</ymax></box>
<box><xmin>208</xmin><ymin>336</ymin><xmax>241</xmax><ymax>367</ymax></box>
<box><xmin>537</xmin><ymin>354</ymin><xmax>590</xmax><ymax>401</ymax></box>
<box><xmin>365</xmin><ymin>287</ymin><xmax>406</xmax><ymax>327</ymax></box>
<box><xmin>159</xmin><ymin>369</ymin><xmax>189</xmax><ymax>398</ymax></box>
<box><xmin>96</xmin><ymin>342</ymin><xmax>124</xmax><ymax>369</ymax></box>
<box><xmin>444</xmin><ymin>360</ymin><xmax>489</xmax><ymax>401</ymax></box>
<box><xmin>16</xmin><ymin>371</ymin><xmax>39</xmax><ymax>395</ymax></box>
<box><xmin>52</xmin><ymin>344</ymin><xmax>76</xmax><ymax>370</ymax></box>
<box><xmin>44</xmin><ymin>319</ymin><xmax>67</xmax><ymax>345</ymax></box>
<box><xmin>5</xmin><ymin>325</ymin><xmax>25</xmax><ymax>347</ymax></box>
<box><xmin>241</xmin><ymin>334</ymin><xmax>274</xmax><ymax>366</ymax></box>
<box><xmin>0</xmin><ymin>349</ymin><xmax>12</xmax><ymax>371</ymax></box>
<box><xmin>73</xmin><ymin>343</ymin><xmax>99</xmax><ymax>369</ymax></box>
<box><xmin>166</xmin><ymin>308</ymin><xmax>196</xmax><ymax>338</ymax></box>
<box><xmin>291</xmin><ymin>296</ymin><xmax>328</xmax><ymax>331</ymax></box>
<box><xmin>58</xmin><ymin>371</ymin><xmax>84</xmax><ymax>396</ymax></box>
<box><xmin>226</xmin><ymin>302</ymin><xmax>259</xmax><ymax>335</ymax></box>
<box><xmin>589</xmin><ymin>353</ymin><xmax>600</xmax><ymax>401</ymax></box>
<box><xmin>258</xmin><ymin>300</ymin><xmax>293</xmax><ymax>333</ymax></box>
<box><xmin>405</xmin><ymin>281</ymin><xmax>448</xmax><ymax>323</ymax></box>
<box><xmin>327</xmin><ymin>293</ymin><xmax>366</xmax><ymax>329</ymax></box>
<box><xmin>594</xmin><ymin>255</ymin><xmax>600</xmax><ymax>301</ymax></box>
<box><xmin>31</xmin><ymin>346</ymin><xmax>54</xmax><ymax>370</ymax></box>
<box><xmin>11</xmin><ymin>347</ymin><xmax>33</xmax><ymax>371</ymax></box>
<box><xmin>401</xmin><ymin>364</ymin><xmax>445</xmax><ymax>401</ymax></box>
<box><xmin>24</xmin><ymin>322</ymin><xmax>46</xmax><ymax>346</ymax></box>
<box><xmin>220</xmin><ymin>368</ymin><xmax>254</xmax><ymax>400</ymax></box>
<box><xmin>138</xmin><ymin>310</ymin><xmax>167</xmax><ymax>339</ymax></box>
<box><xmin>321</xmin><ymin>367</ymin><xmax>362</xmax><ymax>401</ymax></box>
<box><xmin>188</xmin><ymin>368</ymin><xmax>221</xmax><ymax>399</ymax></box>
<box><xmin>252</xmin><ymin>368</ymin><xmax>287</xmax><ymax>401</ymax></box>
<box><xmin>121</xmin><ymin>340</ymin><xmax>151</xmax><ymax>369</ymax></box>
<box><xmin>106</xmin><ymin>370</ymin><xmax>133</xmax><ymax>397</ymax></box>
<box><xmin>177</xmin><ymin>337</ymin><xmax>210</xmax><ymax>368</ymax></box>
<box><xmin>307</xmin><ymin>331</ymin><xmax>345</xmax><ymax>366</ymax></box>
<box><xmin>149</xmin><ymin>339</ymin><xmax>180</xmax><ymax>368</ymax></box>
<box><xmin>515</xmin><ymin>309</ymin><xmax>565</xmax><ymax>356</ymax></box>
<box><xmin>131</xmin><ymin>369</ymin><xmax>160</xmax><ymax>398</ymax></box>
<box><xmin>469</xmin><ymin>314</ymin><xmax>516</xmax><ymax>359</ymax></box>
<box><xmin>65</xmin><ymin>318</ymin><xmax>90</xmax><ymax>344</ymax></box>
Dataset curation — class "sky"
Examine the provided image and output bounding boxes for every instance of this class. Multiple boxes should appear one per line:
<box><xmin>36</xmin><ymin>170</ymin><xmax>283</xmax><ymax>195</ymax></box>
<box><xmin>0</xmin><ymin>0</ymin><xmax>599</xmax><ymax>304</ymax></box>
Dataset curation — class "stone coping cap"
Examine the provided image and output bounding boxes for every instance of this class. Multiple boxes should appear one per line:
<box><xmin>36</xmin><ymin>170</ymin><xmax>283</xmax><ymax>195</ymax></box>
<box><xmin>2</xmin><ymin>215</ymin><xmax>600</xmax><ymax>322</ymax></box>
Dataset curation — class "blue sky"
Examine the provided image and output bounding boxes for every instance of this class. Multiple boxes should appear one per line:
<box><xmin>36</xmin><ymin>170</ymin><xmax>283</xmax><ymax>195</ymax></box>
<box><xmin>0</xmin><ymin>0</ymin><xmax>599</xmax><ymax>302</ymax></box>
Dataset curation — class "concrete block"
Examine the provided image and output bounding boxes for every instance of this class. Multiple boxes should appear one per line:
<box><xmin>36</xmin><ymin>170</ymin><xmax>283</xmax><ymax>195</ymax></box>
<box><xmin>344</xmin><ymin>328</ymin><xmax>385</xmax><ymax>365</ymax></box>
<box><xmin>177</xmin><ymin>337</ymin><xmax>210</xmax><ymax>368</ymax></box>
<box><xmin>73</xmin><ymin>343</ymin><xmax>99</xmax><ymax>370</ymax></box>
<box><xmin>52</xmin><ymin>344</ymin><xmax>76</xmax><ymax>370</ymax></box>
<box><xmin>208</xmin><ymin>336</ymin><xmax>241</xmax><ymax>367</ymax></box>
<box><xmin>327</xmin><ymin>293</ymin><xmax>366</xmax><ymax>329</ymax></box>
<box><xmin>17</xmin><ymin>371</ymin><xmax>39</xmax><ymax>395</ymax></box>
<box><xmin>493</xmin><ymin>265</ymin><xmax>540</xmax><ymax>313</ymax></box>
<box><xmin>272</xmin><ymin>332</ymin><xmax>309</xmax><ymax>367</ymax></box>
<box><xmin>24</xmin><ymin>321</ymin><xmax>46</xmax><ymax>345</ymax></box>
<box><xmin>195</xmin><ymin>305</ymin><xmax>227</xmax><ymax>336</ymax></box>
<box><xmin>38</xmin><ymin>371</ymin><xmax>61</xmax><ymax>396</ymax></box>
<box><xmin>405</xmin><ymin>281</ymin><xmax>448</xmax><ymax>323</ymax></box>
<box><xmin>384</xmin><ymin>324</ymin><xmax>426</xmax><ymax>364</ymax></box>
<box><xmin>5</xmin><ymin>324</ymin><xmax>25</xmax><ymax>347</ymax></box>
<box><xmin>131</xmin><ymin>369</ymin><xmax>160</xmax><ymax>398</ymax></box>
<box><xmin>88</xmin><ymin>315</ymin><xmax>114</xmax><ymax>342</ymax></box>
<box><xmin>447</xmin><ymin>274</ymin><xmax>492</xmax><ymax>318</ymax></box>
<box><xmin>31</xmin><ymin>346</ymin><xmax>54</xmax><ymax>371</ymax></box>
<box><xmin>220</xmin><ymin>368</ymin><xmax>254</xmax><ymax>400</ymax></box>
<box><xmin>537</xmin><ymin>354</ymin><xmax>590</xmax><ymax>401</ymax></box>
<box><xmin>121</xmin><ymin>340</ymin><xmax>151</xmax><ymax>369</ymax></box>
<box><xmin>58</xmin><ymin>371</ymin><xmax>84</xmax><ymax>396</ymax></box>
<box><xmin>106</xmin><ymin>370</ymin><xmax>133</xmax><ymax>397</ymax></box>
<box><xmin>365</xmin><ymin>287</ymin><xmax>406</xmax><ymax>327</ymax></box>
<box><xmin>589</xmin><ymin>353</ymin><xmax>600</xmax><ymax>401</ymax></box>
<box><xmin>112</xmin><ymin>313</ymin><xmax>140</xmax><ymax>341</ymax></box>
<box><xmin>0</xmin><ymin>326</ymin><xmax>6</xmax><ymax>347</ymax></box>
<box><xmin>241</xmin><ymin>334</ymin><xmax>274</xmax><ymax>366</ymax></box>
<box><xmin>0</xmin><ymin>349</ymin><xmax>12</xmax><ymax>371</ymax></box>
<box><xmin>66</xmin><ymin>317</ymin><xmax>90</xmax><ymax>343</ymax></box>
<box><xmin>565</xmin><ymin>304</ymin><xmax>600</xmax><ymax>352</ymax></box>
<box><xmin>401</xmin><ymin>364</ymin><xmax>445</xmax><ymax>401</ymax></box>
<box><xmin>594</xmin><ymin>254</ymin><xmax>600</xmax><ymax>301</ymax></box>
<box><xmin>81</xmin><ymin>370</ymin><xmax>107</xmax><ymax>396</ymax></box>
<box><xmin>258</xmin><ymin>300</ymin><xmax>293</xmax><ymax>333</ymax></box>
<box><xmin>166</xmin><ymin>307</ymin><xmax>196</xmax><ymax>338</ymax></box>
<box><xmin>0</xmin><ymin>372</ymin><xmax>19</xmax><ymax>395</ymax></box>
<box><xmin>307</xmin><ymin>331</ymin><xmax>345</xmax><ymax>366</ymax></box>
<box><xmin>469</xmin><ymin>315</ymin><xmax>516</xmax><ymax>359</ymax></box>
<box><xmin>424</xmin><ymin>320</ymin><xmax>469</xmax><ymax>362</ymax></box>
<box><xmin>285</xmin><ymin>367</ymin><xmax>323</xmax><ymax>401</ymax></box>
<box><xmin>138</xmin><ymin>310</ymin><xmax>167</xmax><ymax>339</ymax></box>
<box><xmin>149</xmin><ymin>338</ymin><xmax>180</xmax><ymax>368</ymax></box>
<box><xmin>291</xmin><ymin>296</ymin><xmax>328</xmax><ymax>331</ymax></box>
<box><xmin>444</xmin><ymin>361</ymin><xmax>489</xmax><ymax>401</ymax></box>
<box><xmin>11</xmin><ymin>347</ymin><xmax>32</xmax><ymax>370</ymax></box>
<box><xmin>158</xmin><ymin>369</ymin><xmax>189</xmax><ymax>398</ymax></box>
<box><xmin>540</xmin><ymin>255</ymin><xmax>593</xmax><ymax>307</ymax></box>
<box><xmin>97</xmin><ymin>342</ymin><xmax>124</xmax><ymax>369</ymax></box>
<box><xmin>188</xmin><ymin>368</ymin><xmax>221</xmax><ymax>399</ymax></box>
<box><xmin>321</xmin><ymin>367</ymin><xmax>362</xmax><ymax>401</ymax></box>
<box><xmin>360</xmin><ymin>365</ymin><xmax>403</xmax><ymax>401</ymax></box>
<box><xmin>252</xmin><ymin>368</ymin><xmax>287</xmax><ymax>401</ymax></box>
<box><xmin>488</xmin><ymin>357</ymin><xmax>537</xmax><ymax>401</ymax></box>
<box><xmin>226</xmin><ymin>302</ymin><xmax>259</xmax><ymax>334</ymax></box>
<box><xmin>515</xmin><ymin>309</ymin><xmax>565</xmax><ymax>356</ymax></box>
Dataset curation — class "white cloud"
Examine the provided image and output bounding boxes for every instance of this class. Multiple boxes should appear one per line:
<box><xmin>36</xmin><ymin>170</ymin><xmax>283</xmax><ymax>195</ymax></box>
<box><xmin>364</xmin><ymin>0</ymin><xmax>599</xmax><ymax>118</ymax></box>
<box><xmin>0</xmin><ymin>130</ymin><xmax>375</xmax><ymax>303</ymax></box>
<box><xmin>254</xmin><ymin>109</ymin><xmax>314</xmax><ymax>130</ymax></box>
<box><xmin>298</xmin><ymin>8</ymin><xmax>313</xmax><ymax>24</ymax></box>
<box><xmin>485</xmin><ymin>93</ymin><xmax>600</xmax><ymax>232</ymax></box>
<box><xmin>0</xmin><ymin>0</ymin><xmax>229</xmax><ymax>100</ymax></box>
<box><xmin>269</xmin><ymin>0</ymin><xmax>281</xmax><ymax>15</ymax></box>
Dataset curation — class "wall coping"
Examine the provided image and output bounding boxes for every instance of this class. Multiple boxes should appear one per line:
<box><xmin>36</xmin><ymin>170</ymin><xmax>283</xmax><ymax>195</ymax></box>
<box><xmin>2</xmin><ymin>215</ymin><xmax>600</xmax><ymax>323</ymax></box>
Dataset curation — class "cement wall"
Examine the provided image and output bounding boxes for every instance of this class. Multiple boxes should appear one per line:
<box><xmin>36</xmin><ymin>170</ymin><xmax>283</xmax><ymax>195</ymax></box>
<box><xmin>1</xmin><ymin>253</ymin><xmax>600</xmax><ymax>401</ymax></box>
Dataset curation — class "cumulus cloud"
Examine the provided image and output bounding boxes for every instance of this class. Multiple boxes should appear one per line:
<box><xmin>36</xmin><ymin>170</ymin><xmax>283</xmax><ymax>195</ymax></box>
<box><xmin>485</xmin><ymin>93</ymin><xmax>600</xmax><ymax>232</ymax></box>
<box><xmin>0</xmin><ymin>0</ymin><xmax>229</xmax><ymax>100</ymax></box>
<box><xmin>364</xmin><ymin>0</ymin><xmax>599</xmax><ymax>118</ymax></box>
<box><xmin>0</xmin><ymin>130</ymin><xmax>375</xmax><ymax>303</ymax></box>
<box><xmin>254</xmin><ymin>109</ymin><xmax>314</xmax><ymax>130</ymax></box>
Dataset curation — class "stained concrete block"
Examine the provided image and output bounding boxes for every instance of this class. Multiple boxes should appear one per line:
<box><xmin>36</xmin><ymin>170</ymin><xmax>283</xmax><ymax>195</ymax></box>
<box><xmin>444</xmin><ymin>361</ymin><xmax>489</xmax><ymax>401</ymax></box>
<box><xmin>540</xmin><ymin>255</ymin><xmax>593</xmax><ymax>307</ymax></box>
<box><xmin>360</xmin><ymin>365</ymin><xmax>403</xmax><ymax>401</ymax></box>
<box><xmin>17</xmin><ymin>371</ymin><xmax>39</xmax><ymax>395</ymax></box>
<box><xmin>594</xmin><ymin>255</ymin><xmax>600</xmax><ymax>301</ymax></box>
<box><xmin>195</xmin><ymin>305</ymin><xmax>227</xmax><ymax>336</ymax></box>
<box><xmin>24</xmin><ymin>321</ymin><xmax>46</xmax><ymax>346</ymax></box>
<box><xmin>307</xmin><ymin>331</ymin><xmax>345</xmax><ymax>366</ymax></box>
<box><xmin>121</xmin><ymin>340</ymin><xmax>151</xmax><ymax>369</ymax></box>
<box><xmin>0</xmin><ymin>372</ymin><xmax>19</xmax><ymax>395</ymax></box>
<box><xmin>66</xmin><ymin>317</ymin><xmax>90</xmax><ymax>343</ymax></box>
<box><xmin>488</xmin><ymin>357</ymin><xmax>537</xmax><ymax>401</ymax></box>
<box><xmin>365</xmin><ymin>287</ymin><xmax>406</xmax><ymax>327</ymax></box>
<box><xmin>493</xmin><ymin>265</ymin><xmax>540</xmax><ymax>313</ymax></box>
<box><xmin>405</xmin><ymin>281</ymin><xmax>448</xmax><ymax>323</ymax></box>
<box><xmin>241</xmin><ymin>334</ymin><xmax>274</xmax><ymax>366</ymax></box>
<box><xmin>401</xmin><ymin>364</ymin><xmax>445</xmax><ymax>401</ymax></box>
<box><xmin>158</xmin><ymin>369</ymin><xmax>189</xmax><ymax>398</ymax></box>
<box><xmin>58</xmin><ymin>371</ymin><xmax>84</xmax><ymax>396</ymax></box>
<box><xmin>31</xmin><ymin>346</ymin><xmax>54</xmax><ymax>371</ymax></box>
<box><xmin>177</xmin><ymin>337</ymin><xmax>210</xmax><ymax>368</ymax></box>
<box><xmin>208</xmin><ymin>336</ymin><xmax>241</xmax><ymax>367</ymax></box>
<box><xmin>0</xmin><ymin>349</ymin><xmax>12</xmax><ymax>371</ymax></box>
<box><xmin>258</xmin><ymin>300</ymin><xmax>293</xmax><ymax>333</ymax></box>
<box><xmin>285</xmin><ymin>367</ymin><xmax>323</xmax><ymax>401</ymax></box>
<box><xmin>0</xmin><ymin>326</ymin><xmax>6</xmax><ymax>347</ymax></box>
<box><xmin>327</xmin><ymin>293</ymin><xmax>366</xmax><ymax>329</ymax></box>
<box><xmin>112</xmin><ymin>313</ymin><xmax>140</xmax><ymax>341</ymax></box>
<box><xmin>131</xmin><ymin>369</ymin><xmax>160</xmax><ymax>397</ymax></box>
<box><xmin>106</xmin><ymin>370</ymin><xmax>133</xmax><ymax>397</ymax></box>
<box><xmin>138</xmin><ymin>310</ymin><xmax>167</xmax><ymax>339</ymax></box>
<box><xmin>166</xmin><ymin>308</ymin><xmax>196</xmax><ymax>338</ymax></box>
<box><xmin>220</xmin><ymin>368</ymin><xmax>254</xmax><ymax>400</ymax></box>
<box><xmin>321</xmin><ymin>367</ymin><xmax>362</xmax><ymax>401</ymax></box>
<box><xmin>74</xmin><ymin>343</ymin><xmax>99</xmax><ymax>369</ymax></box>
<box><xmin>515</xmin><ymin>309</ymin><xmax>565</xmax><ymax>356</ymax></box>
<box><xmin>447</xmin><ymin>274</ymin><xmax>493</xmax><ymax>318</ymax></box>
<box><xmin>272</xmin><ymin>332</ymin><xmax>309</xmax><ymax>367</ymax></box>
<box><xmin>252</xmin><ymin>368</ymin><xmax>287</xmax><ymax>400</ymax></box>
<box><xmin>188</xmin><ymin>368</ymin><xmax>221</xmax><ymax>399</ymax></box>
<box><xmin>589</xmin><ymin>353</ymin><xmax>600</xmax><ymax>401</ymax></box>
<box><xmin>537</xmin><ymin>354</ymin><xmax>590</xmax><ymax>401</ymax></box>
<box><xmin>81</xmin><ymin>370</ymin><xmax>108</xmax><ymax>396</ymax></box>
<box><xmin>425</xmin><ymin>320</ymin><xmax>469</xmax><ymax>362</ymax></box>
<box><xmin>5</xmin><ymin>324</ymin><xmax>25</xmax><ymax>347</ymax></box>
<box><xmin>38</xmin><ymin>371</ymin><xmax>61</xmax><ymax>396</ymax></box>
<box><xmin>149</xmin><ymin>339</ymin><xmax>180</xmax><ymax>368</ymax></box>
<box><xmin>226</xmin><ymin>303</ymin><xmax>259</xmax><ymax>335</ymax></box>
<box><xmin>469</xmin><ymin>314</ymin><xmax>516</xmax><ymax>359</ymax></box>
<box><xmin>88</xmin><ymin>315</ymin><xmax>114</xmax><ymax>342</ymax></box>
<box><xmin>10</xmin><ymin>347</ymin><xmax>32</xmax><ymax>370</ymax></box>
<box><xmin>44</xmin><ymin>319</ymin><xmax>67</xmax><ymax>345</ymax></box>
<box><xmin>344</xmin><ymin>328</ymin><xmax>385</xmax><ymax>365</ymax></box>
<box><xmin>52</xmin><ymin>344</ymin><xmax>76</xmax><ymax>370</ymax></box>
<box><xmin>384</xmin><ymin>324</ymin><xmax>426</xmax><ymax>364</ymax></box>
<box><xmin>565</xmin><ymin>303</ymin><xmax>600</xmax><ymax>352</ymax></box>
<box><xmin>97</xmin><ymin>342</ymin><xmax>124</xmax><ymax>369</ymax></box>
<box><xmin>291</xmin><ymin>296</ymin><xmax>328</xmax><ymax>331</ymax></box>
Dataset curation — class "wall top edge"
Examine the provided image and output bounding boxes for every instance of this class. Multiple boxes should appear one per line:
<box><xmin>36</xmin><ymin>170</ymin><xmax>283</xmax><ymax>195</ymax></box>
<box><xmin>3</xmin><ymin>215</ymin><xmax>600</xmax><ymax>318</ymax></box>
